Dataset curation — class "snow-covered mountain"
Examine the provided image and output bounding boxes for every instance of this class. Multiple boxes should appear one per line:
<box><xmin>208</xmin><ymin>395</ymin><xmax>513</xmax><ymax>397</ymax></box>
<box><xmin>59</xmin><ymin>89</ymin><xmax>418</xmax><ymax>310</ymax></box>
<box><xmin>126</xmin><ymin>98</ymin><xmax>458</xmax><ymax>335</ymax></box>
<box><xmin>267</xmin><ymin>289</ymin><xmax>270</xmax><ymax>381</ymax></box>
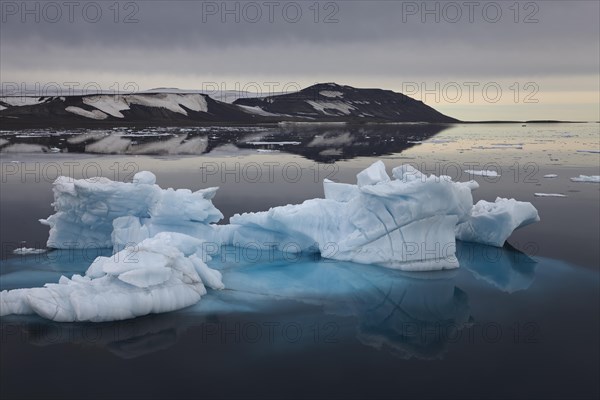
<box><xmin>0</xmin><ymin>92</ymin><xmax>264</xmax><ymax>129</ymax></box>
<box><xmin>0</xmin><ymin>83</ymin><xmax>457</xmax><ymax>128</ymax></box>
<box><xmin>234</xmin><ymin>83</ymin><xmax>457</xmax><ymax>123</ymax></box>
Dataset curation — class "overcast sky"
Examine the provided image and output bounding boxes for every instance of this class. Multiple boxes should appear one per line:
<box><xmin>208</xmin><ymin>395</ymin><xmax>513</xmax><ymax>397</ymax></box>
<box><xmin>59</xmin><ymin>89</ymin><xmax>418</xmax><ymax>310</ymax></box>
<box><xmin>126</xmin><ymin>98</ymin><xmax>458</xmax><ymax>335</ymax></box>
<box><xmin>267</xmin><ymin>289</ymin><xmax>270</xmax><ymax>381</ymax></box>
<box><xmin>1</xmin><ymin>0</ymin><xmax>598</xmax><ymax>120</ymax></box>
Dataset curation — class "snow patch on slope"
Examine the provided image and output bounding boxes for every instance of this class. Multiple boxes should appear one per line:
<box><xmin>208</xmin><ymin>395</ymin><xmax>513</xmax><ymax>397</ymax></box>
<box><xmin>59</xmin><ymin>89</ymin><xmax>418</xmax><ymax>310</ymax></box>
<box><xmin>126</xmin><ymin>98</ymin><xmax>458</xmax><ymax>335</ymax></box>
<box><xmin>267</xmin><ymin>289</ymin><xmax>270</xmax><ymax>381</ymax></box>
<box><xmin>125</xmin><ymin>94</ymin><xmax>208</xmax><ymax>115</ymax></box>
<box><xmin>78</xmin><ymin>94</ymin><xmax>209</xmax><ymax>117</ymax></box>
<box><xmin>306</xmin><ymin>100</ymin><xmax>356</xmax><ymax>116</ymax></box>
<box><xmin>83</xmin><ymin>96</ymin><xmax>130</xmax><ymax>118</ymax></box>
<box><xmin>237</xmin><ymin>105</ymin><xmax>280</xmax><ymax>117</ymax></box>
<box><xmin>0</xmin><ymin>97</ymin><xmax>48</xmax><ymax>107</ymax></box>
<box><xmin>320</xmin><ymin>91</ymin><xmax>344</xmax><ymax>98</ymax></box>
<box><xmin>65</xmin><ymin>106</ymin><xmax>108</xmax><ymax>120</ymax></box>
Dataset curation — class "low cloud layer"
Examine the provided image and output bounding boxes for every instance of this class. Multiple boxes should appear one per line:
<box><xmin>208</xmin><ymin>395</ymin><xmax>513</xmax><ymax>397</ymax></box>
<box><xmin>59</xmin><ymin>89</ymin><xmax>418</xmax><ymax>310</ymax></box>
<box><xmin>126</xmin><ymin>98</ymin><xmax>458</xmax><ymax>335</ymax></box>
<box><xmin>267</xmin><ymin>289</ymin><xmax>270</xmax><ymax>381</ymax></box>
<box><xmin>1</xmin><ymin>1</ymin><xmax>598</xmax><ymax>120</ymax></box>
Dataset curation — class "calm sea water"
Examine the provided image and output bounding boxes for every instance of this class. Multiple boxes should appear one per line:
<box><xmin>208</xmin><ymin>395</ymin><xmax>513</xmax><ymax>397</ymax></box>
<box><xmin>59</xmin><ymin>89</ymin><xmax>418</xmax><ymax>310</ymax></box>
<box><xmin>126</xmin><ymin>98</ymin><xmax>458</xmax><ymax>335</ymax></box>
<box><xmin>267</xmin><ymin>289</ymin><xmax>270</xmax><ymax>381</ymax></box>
<box><xmin>1</xmin><ymin>123</ymin><xmax>599</xmax><ymax>399</ymax></box>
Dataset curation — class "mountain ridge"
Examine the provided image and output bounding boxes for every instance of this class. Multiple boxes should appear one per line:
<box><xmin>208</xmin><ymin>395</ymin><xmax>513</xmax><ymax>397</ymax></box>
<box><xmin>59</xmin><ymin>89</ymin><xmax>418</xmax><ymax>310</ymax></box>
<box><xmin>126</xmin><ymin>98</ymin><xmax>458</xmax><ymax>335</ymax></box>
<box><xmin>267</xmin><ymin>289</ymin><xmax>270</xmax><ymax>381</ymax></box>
<box><xmin>0</xmin><ymin>83</ymin><xmax>458</xmax><ymax>129</ymax></box>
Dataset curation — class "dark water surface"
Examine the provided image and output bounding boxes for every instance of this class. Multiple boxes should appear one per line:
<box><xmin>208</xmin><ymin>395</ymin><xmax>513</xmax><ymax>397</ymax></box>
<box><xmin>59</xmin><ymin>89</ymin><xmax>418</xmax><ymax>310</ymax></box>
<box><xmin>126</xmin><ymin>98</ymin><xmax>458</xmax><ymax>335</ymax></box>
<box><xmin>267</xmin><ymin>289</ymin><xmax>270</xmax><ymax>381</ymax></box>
<box><xmin>1</xmin><ymin>123</ymin><xmax>599</xmax><ymax>399</ymax></box>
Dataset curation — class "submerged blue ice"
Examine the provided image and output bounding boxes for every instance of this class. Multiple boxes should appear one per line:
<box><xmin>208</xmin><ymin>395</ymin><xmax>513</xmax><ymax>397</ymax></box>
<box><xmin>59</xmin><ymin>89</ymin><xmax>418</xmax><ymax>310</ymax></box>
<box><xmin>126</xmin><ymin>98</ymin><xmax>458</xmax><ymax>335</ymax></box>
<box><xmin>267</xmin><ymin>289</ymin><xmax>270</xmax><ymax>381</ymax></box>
<box><xmin>0</xmin><ymin>162</ymin><xmax>540</xmax><ymax>322</ymax></box>
<box><xmin>1</xmin><ymin>241</ymin><xmax>542</xmax><ymax>359</ymax></box>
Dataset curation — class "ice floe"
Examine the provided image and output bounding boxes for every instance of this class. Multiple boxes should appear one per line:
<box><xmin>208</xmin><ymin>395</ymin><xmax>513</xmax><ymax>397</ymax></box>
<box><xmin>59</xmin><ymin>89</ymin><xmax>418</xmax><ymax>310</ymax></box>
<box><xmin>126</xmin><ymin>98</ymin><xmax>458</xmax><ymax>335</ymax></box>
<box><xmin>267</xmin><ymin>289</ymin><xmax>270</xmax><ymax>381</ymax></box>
<box><xmin>13</xmin><ymin>247</ymin><xmax>47</xmax><ymax>255</ymax></box>
<box><xmin>245</xmin><ymin>141</ymin><xmax>301</xmax><ymax>145</ymax></box>
<box><xmin>534</xmin><ymin>193</ymin><xmax>567</xmax><ymax>197</ymax></box>
<box><xmin>454</xmin><ymin>198</ymin><xmax>540</xmax><ymax>247</ymax></box>
<box><xmin>570</xmin><ymin>175</ymin><xmax>600</xmax><ymax>183</ymax></box>
<box><xmin>464</xmin><ymin>170</ymin><xmax>501</xmax><ymax>177</ymax></box>
<box><xmin>576</xmin><ymin>149</ymin><xmax>600</xmax><ymax>154</ymax></box>
<box><xmin>0</xmin><ymin>233</ymin><xmax>223</xmax><ymax>322</ymax></box>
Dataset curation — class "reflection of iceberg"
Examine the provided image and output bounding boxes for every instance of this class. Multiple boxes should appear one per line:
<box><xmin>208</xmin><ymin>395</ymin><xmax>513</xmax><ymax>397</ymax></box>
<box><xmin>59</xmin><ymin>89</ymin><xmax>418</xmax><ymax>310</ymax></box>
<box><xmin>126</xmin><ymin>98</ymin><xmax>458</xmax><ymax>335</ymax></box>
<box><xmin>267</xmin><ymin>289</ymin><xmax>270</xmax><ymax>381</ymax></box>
<box><xmin>1</xmin><ymin>313</ymin><xmax>186</xmax><ymax>359</ymax></box>
<box><xmin>356</xmin><ymin>276</ymin><xmax>470</xmax><ymax>359</ymax></box>
<box><xmin>457</xmin><ymin>241</ymin><xmax>537</xmax><ymax>292</ymax></box>
<box><xmin>1</xmin><ymin>249</ymin><xmax>471</xmax><ymax>360</ymax></box>
<box><xmin>212</xmin><ymin>248</ymin><xmax>471</xmax><ymax>359</ymax></box>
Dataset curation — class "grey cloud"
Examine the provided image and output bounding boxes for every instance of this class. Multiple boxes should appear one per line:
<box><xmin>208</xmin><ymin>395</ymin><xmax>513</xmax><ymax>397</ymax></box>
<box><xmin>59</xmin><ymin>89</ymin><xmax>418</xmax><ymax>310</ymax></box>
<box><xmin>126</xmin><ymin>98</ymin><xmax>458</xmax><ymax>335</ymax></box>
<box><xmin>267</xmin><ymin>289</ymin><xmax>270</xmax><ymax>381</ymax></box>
<box><xmin>0</xmin><ymin>1</ymin><xmax>598</xmax><ymax>85</ymax></box>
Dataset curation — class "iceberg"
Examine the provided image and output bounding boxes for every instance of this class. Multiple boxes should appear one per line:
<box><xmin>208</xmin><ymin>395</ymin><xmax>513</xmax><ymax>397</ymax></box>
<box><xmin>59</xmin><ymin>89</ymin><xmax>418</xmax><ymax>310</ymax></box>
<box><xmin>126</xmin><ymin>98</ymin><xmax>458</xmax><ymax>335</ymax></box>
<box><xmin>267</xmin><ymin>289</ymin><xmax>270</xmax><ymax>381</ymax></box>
<box><xmin>39</xmin><ymin>161</ymin><xmax>539</xmax><ymax>264</ymax></box>
<box><xmin>455</xmin><ymin>198</ymin><xmax>540</xmax><ymax>247</ymax></box>
<box><xmin>222</xmin><ymin>162</ymin><xmax>478</xmax><ymax>271</ymax></box>
<box><xmin>1</xmin><ymin>161</ymin><xmax>541</xmax><ymax>322</ymax></box>
<box><xmin>0</xmin><ymin>233</ymin><xmax>223</xmax><ymax>322</ymax></box>
<box><xmin>40</xmin><ymin>171</ymin><xmax>223</xmax><ymax>250</ymax></box>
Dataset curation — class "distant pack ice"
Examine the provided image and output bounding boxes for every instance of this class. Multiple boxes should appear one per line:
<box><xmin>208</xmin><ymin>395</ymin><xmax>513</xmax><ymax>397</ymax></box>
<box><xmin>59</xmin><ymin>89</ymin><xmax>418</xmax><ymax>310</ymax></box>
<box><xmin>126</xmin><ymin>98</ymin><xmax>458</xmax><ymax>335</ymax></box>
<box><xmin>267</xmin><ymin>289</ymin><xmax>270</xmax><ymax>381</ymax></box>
<box><xmin>1</xmin><ymin>161</ymin><xmax>540</xmax><ymax>322</ymax></box>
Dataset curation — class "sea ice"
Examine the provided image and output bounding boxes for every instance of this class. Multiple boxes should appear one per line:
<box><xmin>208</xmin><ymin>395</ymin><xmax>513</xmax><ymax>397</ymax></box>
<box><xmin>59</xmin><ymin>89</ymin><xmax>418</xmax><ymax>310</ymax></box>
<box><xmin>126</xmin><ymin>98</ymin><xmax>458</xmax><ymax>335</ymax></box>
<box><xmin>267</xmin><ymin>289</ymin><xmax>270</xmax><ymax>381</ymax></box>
<box><xmin>40</xmin><ymin>161</ymin><xmax>538</xmax><ymax>268</ymax></box>
<box><xmin>464</xmin><ymin>169</ymin><xmax>500</xmax><ymax>177</ymax></box>
<box><xmin>534</xmin><ymin>193</ymin><xmax>567</xmax><ymax>197</ymax></box>
<box><xmin>455</xmin><ymin>198</ymin><xmax>540</xmax><ymax>247</ymax></box>
<box><xmin>570</xmin><ymin>175</ymin><xmax>600</xmax><ymax>183</ymax></box>
<box><xmin>13</xmin><ymin>247</ymin><xmax>47</xmax><ymax>255</ymax></box>
<box><xmin>245</xmin><ymin>141</ymin><xmax>301</xmax><ymax>145</ymax></box>
<box><xmin>0</xmin><ymin>161</ymin><xmax>541</xmax><ymax>322</ymax></box>
<box><xmin>0</xmin><ymin>233</ymin><xmax>223</xmax><ymax>322</ymax></box>
<box><xmin>39</xmin><ymin>171</ymin><xmax>222</xmax><ymax>250</ymax></box>
<box><xmin>222</xmin><ymin>162</ymin><xmax>526</xmax><ymax>270</ymax></box>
